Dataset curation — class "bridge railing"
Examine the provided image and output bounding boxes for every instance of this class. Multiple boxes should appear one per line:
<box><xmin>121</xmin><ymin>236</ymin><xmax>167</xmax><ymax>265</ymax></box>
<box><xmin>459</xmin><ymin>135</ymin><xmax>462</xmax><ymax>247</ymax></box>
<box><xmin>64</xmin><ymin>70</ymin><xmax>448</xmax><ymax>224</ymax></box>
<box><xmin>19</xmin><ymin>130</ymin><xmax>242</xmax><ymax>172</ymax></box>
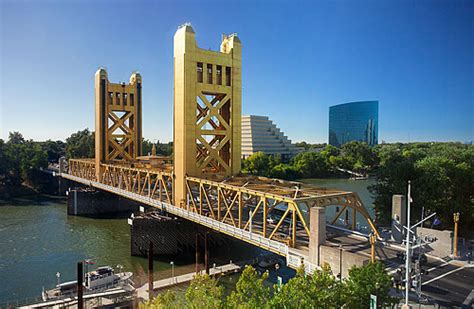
<box><xmin>185</xmin><ymin>176</ymin><xmax>311</xmax><ymax>249</ymax></box>
<box><xmin>69</xmin><ymin>159</ymin><xmax>96</xmax><ymax>181</ymax></box>
<box><xmin>68</xmin><ymin>159</ymin><xmax>174</xmax><ymax>204</ymax></box>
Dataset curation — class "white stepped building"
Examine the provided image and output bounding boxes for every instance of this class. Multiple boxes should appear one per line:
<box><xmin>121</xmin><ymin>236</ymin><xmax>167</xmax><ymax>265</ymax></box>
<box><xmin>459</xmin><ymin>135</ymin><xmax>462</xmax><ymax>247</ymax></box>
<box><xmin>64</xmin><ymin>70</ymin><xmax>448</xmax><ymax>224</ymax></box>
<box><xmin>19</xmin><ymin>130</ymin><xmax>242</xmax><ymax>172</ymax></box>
<box><xmin>241</xmin><ymin>115</ymin><xmax>301</xmax><ymax>160</ymax></box>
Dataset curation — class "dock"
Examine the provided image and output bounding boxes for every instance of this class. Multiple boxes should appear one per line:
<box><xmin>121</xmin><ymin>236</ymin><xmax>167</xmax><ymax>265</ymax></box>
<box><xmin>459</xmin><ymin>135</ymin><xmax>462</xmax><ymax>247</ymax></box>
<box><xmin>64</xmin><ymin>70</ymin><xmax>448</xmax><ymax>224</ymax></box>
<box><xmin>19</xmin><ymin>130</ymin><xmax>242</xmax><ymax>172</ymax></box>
<box><xmin>136</xmin><ymin>262</ymin><xmax>242</xmax><ymax>301</ymax></box>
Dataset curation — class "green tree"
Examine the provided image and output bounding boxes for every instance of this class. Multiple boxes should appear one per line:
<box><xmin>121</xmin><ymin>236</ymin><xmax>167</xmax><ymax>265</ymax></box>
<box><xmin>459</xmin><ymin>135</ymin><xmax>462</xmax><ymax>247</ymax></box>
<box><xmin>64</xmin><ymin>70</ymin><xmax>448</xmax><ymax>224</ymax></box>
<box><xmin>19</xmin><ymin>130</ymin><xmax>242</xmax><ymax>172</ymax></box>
<box><xmin>242</xmin><ymin>152</ymin><xmax>274</xmax><ymax>176</ymax></box>
<box><xmin>65</xmin><ymin>129</ymin><xmax>94</xmax><ymax>159</ymax></box>
<box><xmin>8</xmin><ymin>131</ymin><xmax>25</xmax><ymax>144</ymax></box>
<box><xmin>345</xmin><ymin>262</ymin><xmax>398</xmax><ymax>309</ymax></box>
<box><xmin>40</xmin><ymin>140</ymin><xmax>66</xmax><ymax>162</ymax></box>
<box><xmin>270</xmin><ymin>264</ymin><xmax>345</xmax><ymax>308</ymax></box>
<box><xmin>0</xmin><ymin>139</ymin><xmax>12</xmax><ymax>185</ymax></box>
<box><xmin>227</xmin><ymin>265</ymin><xmax>271</xmax><ymax>308</ymax></box>
<box><xmin>144</xmin><ymin>290</ymin><xmax>182</xmax><ymax>308</ymax></box>
<box><xmin>185</xmin><ymin>274</ymin><xmax>224</xmax><ymax>309</ymax></box>
<box><xmin>292</xmin><ymin>152</ymin><xmax>330</xmax><ymax>178</ymax></box>
<box><xmin>339</xmin><ymin>141</ymin><xmax>378</xmax><ymax>173</ymax></box>
<box><xmin>370</xmin><ymin>142</ymin><xmax>473</xmax><ymax>233</ymax></box>
<box><xmin>270</xmin><ymin>163</ymin><xmax>300</xmax><ymax>180</ymax></box>
<box><xmin>2</xmin><ymin>133</ymin><xmax>48</xmax><ymax>190</ymax></box>
<box><xmin>142</xmin><ymin>139</ymin><xmax>154</xmax><ymax>155</ymax></box>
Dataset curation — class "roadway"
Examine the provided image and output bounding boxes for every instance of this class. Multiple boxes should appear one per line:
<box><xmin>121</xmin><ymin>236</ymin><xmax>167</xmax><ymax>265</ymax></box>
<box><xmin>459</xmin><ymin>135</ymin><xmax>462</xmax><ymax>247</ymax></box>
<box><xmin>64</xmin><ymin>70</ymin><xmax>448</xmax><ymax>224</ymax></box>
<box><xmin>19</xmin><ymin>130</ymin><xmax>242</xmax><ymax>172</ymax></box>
<box><xmin>421</xmin><ymin>261</ymin><xmax>474</xmax><ymax>307</ymax></box>
<box><xmin>326</xmin><ymin>230</ymin><xmax>474</xmax><ymax>307</ymax></box>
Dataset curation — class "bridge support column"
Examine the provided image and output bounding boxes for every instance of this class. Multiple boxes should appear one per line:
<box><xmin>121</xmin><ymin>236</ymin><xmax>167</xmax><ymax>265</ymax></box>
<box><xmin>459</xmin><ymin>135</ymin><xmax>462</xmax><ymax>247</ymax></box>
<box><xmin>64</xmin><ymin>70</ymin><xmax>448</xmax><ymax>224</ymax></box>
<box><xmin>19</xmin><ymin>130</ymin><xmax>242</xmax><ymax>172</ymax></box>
<box><xmin>309</xmin><ymin>207</ymin><xmax>326</xmax><ymax>266</ymax></box>
<box><xmin>391</xmin><ymin>195</ymin><xmax>406</xmax><ymax>243</ymax></box>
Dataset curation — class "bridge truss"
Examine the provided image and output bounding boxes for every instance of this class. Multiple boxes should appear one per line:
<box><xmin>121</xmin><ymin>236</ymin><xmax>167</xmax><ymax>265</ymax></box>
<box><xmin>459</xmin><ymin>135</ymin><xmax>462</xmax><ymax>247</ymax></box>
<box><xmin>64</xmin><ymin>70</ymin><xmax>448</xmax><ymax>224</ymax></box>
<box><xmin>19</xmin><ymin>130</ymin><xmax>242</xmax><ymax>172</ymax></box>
<box><xmin>68</xmin><ymin>159</ymin><xmax>379</xmax><ymax>252</ymax></box>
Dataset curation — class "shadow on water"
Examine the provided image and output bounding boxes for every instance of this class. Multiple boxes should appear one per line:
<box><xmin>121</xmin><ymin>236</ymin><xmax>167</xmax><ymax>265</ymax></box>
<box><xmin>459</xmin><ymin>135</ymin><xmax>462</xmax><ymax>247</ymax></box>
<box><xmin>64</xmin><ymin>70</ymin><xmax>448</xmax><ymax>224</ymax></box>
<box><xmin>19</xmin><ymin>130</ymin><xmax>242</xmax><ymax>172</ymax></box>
<box><xmin>0</xmin><ymin>194</ymin><xmax>66</xmax><ymax>207</ymax></box>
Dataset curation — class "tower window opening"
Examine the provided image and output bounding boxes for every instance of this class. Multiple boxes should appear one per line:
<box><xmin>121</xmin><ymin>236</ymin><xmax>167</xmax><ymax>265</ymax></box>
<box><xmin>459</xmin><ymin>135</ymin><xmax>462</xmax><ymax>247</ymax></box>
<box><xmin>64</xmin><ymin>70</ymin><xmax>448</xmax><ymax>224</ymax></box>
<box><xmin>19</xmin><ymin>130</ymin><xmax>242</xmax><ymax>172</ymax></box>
<box><xmin>197</xmin><ymin>62</ymin><xmax>203</xmax><ymax>83</ymax></box>
<box><xmin>123</xmin><ymin>93</ymin><xmax>128</xmax><ymax>105</ymax></box>
<box><xmin>130</xmin><ymin>93</ymin><xmax>134</xmax><ymax>106</ymax></box>
<box><xmin>116</xmin><ymin>93</ymin><xmax>121</xmax><ymax>105</ymax></box>
<box><xmin>225</xmin><ymin>67</ymin><xmax>231</xmax><ymax>86</ymax></box>
<box><xmin>216</xmin><ymin>65</ymin><xmax>222</xmax><ymax>85</ymax></box>
<box><xmin>207</xmin><ymin>64</ymin><xmax>213</xmax><ymax>84</ymax></box>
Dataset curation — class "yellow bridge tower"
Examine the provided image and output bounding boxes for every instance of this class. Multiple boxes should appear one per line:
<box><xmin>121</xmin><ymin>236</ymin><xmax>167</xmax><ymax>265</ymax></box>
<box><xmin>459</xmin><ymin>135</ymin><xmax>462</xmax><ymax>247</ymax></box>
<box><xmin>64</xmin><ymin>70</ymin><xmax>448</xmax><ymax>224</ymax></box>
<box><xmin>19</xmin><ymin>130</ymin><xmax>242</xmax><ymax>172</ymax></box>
<box><xmin>94</xmin><ymin>68</ymin><xmax>143</xmax><ymax>180</ymax></box>
<box><xmin>173</xmin><ymin>24</ymin><xmax>242</xmax><ymax>205</ymax></box>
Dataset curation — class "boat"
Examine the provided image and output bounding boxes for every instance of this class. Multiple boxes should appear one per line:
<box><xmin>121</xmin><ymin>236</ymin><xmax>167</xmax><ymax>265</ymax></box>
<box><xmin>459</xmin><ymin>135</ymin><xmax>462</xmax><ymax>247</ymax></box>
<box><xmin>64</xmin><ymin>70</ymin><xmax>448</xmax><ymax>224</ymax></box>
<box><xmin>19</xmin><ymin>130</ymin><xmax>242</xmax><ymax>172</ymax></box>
<box><xmin>42</xmin><ymin>265</ymin><xmax>133</xmax><ymax>301</ymax></box>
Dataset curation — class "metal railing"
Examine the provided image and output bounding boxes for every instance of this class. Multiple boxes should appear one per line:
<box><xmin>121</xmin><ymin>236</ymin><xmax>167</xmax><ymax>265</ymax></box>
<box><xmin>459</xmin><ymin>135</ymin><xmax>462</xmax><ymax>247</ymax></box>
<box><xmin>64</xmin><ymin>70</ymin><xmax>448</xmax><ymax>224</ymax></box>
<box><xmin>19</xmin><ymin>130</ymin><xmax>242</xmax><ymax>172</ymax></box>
<box><xmin>62</xmin><ymin>173</ymin><xmax>319</xmax><ymax>272</ymax></box>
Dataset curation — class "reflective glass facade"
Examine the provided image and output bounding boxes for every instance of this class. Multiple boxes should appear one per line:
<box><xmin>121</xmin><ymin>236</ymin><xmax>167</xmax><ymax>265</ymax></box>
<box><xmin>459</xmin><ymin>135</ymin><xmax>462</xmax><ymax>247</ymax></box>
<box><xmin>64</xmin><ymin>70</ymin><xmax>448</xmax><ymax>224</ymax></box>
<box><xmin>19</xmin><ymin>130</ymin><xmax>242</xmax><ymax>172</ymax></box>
<box><xmin>329</xmin><ymin>101</ymin><xmax>378</xmax><ymax>147</ymax></box>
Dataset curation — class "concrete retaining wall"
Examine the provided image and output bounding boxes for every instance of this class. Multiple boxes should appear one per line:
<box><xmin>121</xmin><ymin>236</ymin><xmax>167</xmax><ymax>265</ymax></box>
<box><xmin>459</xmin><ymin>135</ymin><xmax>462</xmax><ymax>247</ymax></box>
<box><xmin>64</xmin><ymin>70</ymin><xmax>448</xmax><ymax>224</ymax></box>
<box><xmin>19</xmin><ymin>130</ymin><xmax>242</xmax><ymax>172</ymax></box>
<box><xmin>416</xmin><ymin>227</ymin><xmax>453</xmax><ymax>257</ymax></box>
<box><xmin>319</xmin><ymin>245</ymin><xmax>369</xmax><ymax>278</ymax></box>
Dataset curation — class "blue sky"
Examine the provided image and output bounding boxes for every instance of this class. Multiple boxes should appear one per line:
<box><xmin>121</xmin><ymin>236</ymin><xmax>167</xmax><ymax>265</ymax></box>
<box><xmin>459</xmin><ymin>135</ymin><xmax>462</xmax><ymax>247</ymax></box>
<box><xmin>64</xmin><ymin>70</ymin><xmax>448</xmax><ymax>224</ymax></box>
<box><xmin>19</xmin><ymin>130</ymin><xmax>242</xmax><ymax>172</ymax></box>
<box><xmin>1</xmin><ymin>0</ymin><xmax>472</xmax><ymax>143</ymax></box>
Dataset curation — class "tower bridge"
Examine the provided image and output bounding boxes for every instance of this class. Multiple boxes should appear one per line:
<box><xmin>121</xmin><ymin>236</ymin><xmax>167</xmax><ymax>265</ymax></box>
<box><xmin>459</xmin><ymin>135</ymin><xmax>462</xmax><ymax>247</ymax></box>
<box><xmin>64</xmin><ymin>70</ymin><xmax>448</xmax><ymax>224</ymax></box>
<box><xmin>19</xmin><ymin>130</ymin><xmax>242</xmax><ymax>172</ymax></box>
<box><xmin>60</xmin><ymin>24</ymin><xmax>378</xmax><ymax>273</ymax></box>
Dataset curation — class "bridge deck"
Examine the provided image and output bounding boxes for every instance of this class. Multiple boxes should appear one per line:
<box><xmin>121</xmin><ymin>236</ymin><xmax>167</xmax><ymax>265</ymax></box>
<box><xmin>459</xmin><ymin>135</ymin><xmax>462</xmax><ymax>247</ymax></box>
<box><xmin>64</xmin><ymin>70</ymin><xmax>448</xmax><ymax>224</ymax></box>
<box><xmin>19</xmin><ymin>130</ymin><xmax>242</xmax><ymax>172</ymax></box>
<box><xmin>63</xmin><ymin>159</ymin><xmax>378</xmax><ymax>272</ymax></box>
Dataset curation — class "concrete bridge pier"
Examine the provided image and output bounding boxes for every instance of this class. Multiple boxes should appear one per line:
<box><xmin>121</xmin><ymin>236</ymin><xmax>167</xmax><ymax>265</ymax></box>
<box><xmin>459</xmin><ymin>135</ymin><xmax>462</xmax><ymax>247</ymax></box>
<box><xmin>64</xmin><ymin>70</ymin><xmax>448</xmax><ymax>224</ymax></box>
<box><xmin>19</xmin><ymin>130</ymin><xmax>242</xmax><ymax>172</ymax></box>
<box><xmin>309</xmin><ymin>207</ymin><xmax>326</xmax><ymax>266</ymax></box>
<box><xmin>129</xmin><ymin>211</ymin><xmax>228</xmax><ymax>258</ymax></box>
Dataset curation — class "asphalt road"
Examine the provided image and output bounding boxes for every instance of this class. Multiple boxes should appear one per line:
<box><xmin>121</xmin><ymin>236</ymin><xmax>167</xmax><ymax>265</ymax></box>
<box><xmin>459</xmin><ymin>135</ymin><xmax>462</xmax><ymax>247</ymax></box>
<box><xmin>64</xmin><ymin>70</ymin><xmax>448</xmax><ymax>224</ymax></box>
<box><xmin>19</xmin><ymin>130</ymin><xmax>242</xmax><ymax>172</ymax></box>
<box><xmin>327</xmin><ymin>232</ymin><xmax>474</xmax><ymax>307</ymax></box>
<box><xmin>421</xmin><ymin>261</ymin><xmax>473</xmax><ymax>307</ymax></box>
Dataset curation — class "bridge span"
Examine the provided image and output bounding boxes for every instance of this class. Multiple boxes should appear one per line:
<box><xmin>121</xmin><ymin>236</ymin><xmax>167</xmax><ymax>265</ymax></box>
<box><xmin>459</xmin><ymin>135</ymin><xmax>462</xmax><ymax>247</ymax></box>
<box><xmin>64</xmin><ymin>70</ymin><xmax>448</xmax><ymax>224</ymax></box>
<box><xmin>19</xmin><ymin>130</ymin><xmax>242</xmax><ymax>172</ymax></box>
<box><xmin>62</xmin><ymin>158</ymin><xmax>378</xmax><ymax>273</ymax></box>
<box><xmin>60</xmin><ymin>24</ymin><xmax>379</xmax><ymax>274</ymax></box>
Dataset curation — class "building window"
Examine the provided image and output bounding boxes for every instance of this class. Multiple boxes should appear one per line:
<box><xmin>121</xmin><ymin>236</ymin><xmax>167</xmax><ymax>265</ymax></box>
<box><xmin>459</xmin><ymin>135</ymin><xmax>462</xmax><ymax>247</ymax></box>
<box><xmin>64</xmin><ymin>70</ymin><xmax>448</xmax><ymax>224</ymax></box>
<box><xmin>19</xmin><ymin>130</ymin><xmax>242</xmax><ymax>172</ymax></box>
<box><xmin>225</xmin><ymin>67</ymin><xmax>231</xmax><ymax>86</ymax></box>
<box><xmin>197</xmin><ymin>62</ymin><xmax>203</xmax><ymax>83</ymax></box>
<box><xmin>216</xmin><ymin>65</ymin><xmax>222</xmax><ymax>85</ymax></box>
<box><xmin>123</xmin><ymin>93</ymin><xmax>128</xmax><ymax>105</ymax></box>
<box><xmin>207</xmin><ymin>64</ymin><xmax>213</xmax><ymax>84</ymax></box>
<box><xmin>130</xmin><ymin>93</ymin><xmax>134</xmax><ymax>106</ymax></box>
<box><xmin>116</xmin><ymin>93</ymin><xmax>121</xmax><ymax>105</ymax></box>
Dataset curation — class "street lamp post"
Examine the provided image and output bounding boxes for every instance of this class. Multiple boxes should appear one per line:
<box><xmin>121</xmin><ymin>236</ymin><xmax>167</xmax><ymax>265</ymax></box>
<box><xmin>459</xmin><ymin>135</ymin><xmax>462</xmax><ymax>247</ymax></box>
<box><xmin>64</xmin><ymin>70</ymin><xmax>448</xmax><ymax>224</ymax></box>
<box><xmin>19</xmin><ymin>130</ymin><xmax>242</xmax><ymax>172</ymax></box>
<box><xmin>404</xmin><ymin>180</ymin><xmax>412</xmax><ymax>307</ymax></box>
<box><xmin>453</xmin><ymin>212</ymin><xmax>460</xmax><ymax>258</ymax></box>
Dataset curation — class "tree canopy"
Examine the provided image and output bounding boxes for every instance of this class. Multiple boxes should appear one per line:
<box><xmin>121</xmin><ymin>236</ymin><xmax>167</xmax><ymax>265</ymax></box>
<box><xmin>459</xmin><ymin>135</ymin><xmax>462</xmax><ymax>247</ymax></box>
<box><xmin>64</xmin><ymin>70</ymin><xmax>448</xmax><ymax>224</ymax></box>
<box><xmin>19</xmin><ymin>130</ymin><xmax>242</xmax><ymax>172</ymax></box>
<box><xmin>144</xmin><ymin>263</ymin><xmax>398</xmax><ymax>308</ymax></box>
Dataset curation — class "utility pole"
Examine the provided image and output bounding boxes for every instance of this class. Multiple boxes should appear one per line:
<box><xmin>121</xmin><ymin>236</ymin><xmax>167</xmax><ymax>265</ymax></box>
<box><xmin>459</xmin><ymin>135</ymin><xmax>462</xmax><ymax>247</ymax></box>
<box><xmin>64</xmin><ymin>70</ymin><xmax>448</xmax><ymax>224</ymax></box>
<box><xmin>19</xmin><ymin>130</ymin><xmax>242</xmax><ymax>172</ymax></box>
<box><xmin>400</xmin><ymin>181</ymin><xmax>437</xmax><ymax>309</ymax></box>
<box><xmin>77</xmin><ymin>261</ymin><xmax>84</xmax><ymax>309</ymax></box>
<box><xmin>404</xmin><ymin>180</ymin><xmax>412</xmax><ymax>308</ymax></box>
<box><xmin>453</xmin><ymin>212</ymin><xmax>460</xmax><ymax>257</ymax></box>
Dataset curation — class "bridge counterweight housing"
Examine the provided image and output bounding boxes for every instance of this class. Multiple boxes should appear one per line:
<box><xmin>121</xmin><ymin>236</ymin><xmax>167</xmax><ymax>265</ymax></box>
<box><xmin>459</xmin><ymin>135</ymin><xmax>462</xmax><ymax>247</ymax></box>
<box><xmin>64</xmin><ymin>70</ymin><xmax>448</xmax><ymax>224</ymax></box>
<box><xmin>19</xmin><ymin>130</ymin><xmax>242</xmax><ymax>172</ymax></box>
<box><xmin>173</xmin><ymin>24</ymin><xmax>242</xmax><ymax>206</ymax></box>
<box><xmin>95</xmin><ymin>68</ymin><xmax>143</xmax><ymax>180</ymax></box>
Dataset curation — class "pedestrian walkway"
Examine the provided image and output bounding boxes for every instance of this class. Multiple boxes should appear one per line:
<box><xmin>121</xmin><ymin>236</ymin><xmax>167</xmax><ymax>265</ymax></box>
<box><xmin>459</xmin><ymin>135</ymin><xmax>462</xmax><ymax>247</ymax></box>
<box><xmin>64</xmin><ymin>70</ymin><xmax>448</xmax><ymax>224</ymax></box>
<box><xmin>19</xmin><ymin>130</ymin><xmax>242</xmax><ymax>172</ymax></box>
<box><xmin>136</xmin><ymin>262</ymin><xmax>242</xmax><ymax>301</ymax></box>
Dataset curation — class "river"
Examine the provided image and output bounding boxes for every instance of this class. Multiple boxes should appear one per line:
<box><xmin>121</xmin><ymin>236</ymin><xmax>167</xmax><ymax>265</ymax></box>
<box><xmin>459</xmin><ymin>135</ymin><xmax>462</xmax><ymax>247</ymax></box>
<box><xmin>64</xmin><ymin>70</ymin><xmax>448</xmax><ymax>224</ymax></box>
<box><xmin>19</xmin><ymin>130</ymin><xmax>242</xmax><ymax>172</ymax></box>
<box><xmin>0</xmin><ymin>178</ymin><xmax>375</xmax><ymax>302</ymax></box>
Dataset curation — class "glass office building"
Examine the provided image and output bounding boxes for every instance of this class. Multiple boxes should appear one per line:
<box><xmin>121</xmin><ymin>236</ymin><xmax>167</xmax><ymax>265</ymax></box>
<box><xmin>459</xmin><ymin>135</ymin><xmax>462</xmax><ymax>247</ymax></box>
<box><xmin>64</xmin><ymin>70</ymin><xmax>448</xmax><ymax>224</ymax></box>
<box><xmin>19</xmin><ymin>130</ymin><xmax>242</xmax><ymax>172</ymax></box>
<box><xmin>329</xmin><ymin>101</ymin><xmax>379</xmax><ymax>147</ymax></box>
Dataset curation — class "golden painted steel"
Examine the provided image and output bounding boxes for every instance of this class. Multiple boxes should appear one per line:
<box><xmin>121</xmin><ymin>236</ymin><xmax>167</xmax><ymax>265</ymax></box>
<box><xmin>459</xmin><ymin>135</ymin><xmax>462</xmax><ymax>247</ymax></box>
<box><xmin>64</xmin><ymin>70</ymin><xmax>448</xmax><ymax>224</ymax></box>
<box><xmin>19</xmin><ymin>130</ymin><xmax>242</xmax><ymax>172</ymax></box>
<box><xmin>67</xmin><ymin>24</ymin><xmax>380</xmax><ymax>256</ymax></box>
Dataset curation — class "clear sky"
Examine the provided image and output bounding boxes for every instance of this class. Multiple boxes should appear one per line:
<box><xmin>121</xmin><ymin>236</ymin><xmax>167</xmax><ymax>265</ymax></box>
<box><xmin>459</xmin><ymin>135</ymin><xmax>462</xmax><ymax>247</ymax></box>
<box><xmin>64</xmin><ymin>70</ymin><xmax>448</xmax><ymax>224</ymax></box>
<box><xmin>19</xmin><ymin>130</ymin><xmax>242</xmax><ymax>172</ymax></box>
<box><xmin>1</xmin><ymin>0</ymin><xmax>472</xmax><ymax>143</ymax></box>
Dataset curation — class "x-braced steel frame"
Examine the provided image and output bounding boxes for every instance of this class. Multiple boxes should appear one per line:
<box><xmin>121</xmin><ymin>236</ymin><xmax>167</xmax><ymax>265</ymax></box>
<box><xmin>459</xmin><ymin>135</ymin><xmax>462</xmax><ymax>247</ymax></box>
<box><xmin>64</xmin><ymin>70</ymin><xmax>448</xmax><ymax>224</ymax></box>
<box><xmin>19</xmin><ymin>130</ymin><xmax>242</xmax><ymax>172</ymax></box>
<box><xmin>68</xmin><ymin>159</ymin><xmax>173</xmax><ymax>204</ymax></box>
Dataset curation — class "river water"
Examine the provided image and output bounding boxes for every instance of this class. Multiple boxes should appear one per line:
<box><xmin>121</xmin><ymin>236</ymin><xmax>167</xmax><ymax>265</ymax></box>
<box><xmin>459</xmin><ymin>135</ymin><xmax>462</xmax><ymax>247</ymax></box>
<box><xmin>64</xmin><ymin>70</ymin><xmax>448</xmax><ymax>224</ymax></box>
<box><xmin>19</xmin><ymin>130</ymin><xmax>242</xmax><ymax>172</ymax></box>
<box><xmin>0</xmin><ymin>179</ymin><xmax>375</xmax><ymax>302</ymax></box>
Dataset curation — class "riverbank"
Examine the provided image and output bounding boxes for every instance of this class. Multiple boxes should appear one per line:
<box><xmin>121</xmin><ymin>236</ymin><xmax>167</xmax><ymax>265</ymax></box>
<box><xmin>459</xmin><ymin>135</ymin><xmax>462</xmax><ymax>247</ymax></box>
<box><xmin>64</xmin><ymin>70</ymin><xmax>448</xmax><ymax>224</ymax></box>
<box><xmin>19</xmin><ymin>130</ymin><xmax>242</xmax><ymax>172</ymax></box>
<box><xmin>0</xmin><ymin>185</ymin><xmax>41</xmax><ymax>200</ymax></box>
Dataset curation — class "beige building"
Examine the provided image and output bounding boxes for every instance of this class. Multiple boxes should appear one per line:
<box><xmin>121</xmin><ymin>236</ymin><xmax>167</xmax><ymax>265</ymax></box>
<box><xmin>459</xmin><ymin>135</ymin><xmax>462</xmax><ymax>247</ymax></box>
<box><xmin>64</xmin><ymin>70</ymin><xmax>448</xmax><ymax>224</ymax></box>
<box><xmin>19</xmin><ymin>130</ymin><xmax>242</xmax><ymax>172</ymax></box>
<box><xmin>241</xmin><ymin>115</ymin><xmax>300</xmax><ymax>160</ymax></box>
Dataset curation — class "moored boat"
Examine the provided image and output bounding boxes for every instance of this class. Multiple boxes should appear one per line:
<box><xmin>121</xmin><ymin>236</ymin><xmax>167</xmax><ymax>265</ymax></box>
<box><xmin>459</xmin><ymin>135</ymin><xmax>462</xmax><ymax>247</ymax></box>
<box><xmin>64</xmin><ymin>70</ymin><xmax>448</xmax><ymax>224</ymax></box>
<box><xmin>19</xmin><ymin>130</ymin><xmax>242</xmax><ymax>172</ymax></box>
<box><xmin>42</xmin><ymin>265</ymin><xmax>133</xmax><ymax>301</ymax></box>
